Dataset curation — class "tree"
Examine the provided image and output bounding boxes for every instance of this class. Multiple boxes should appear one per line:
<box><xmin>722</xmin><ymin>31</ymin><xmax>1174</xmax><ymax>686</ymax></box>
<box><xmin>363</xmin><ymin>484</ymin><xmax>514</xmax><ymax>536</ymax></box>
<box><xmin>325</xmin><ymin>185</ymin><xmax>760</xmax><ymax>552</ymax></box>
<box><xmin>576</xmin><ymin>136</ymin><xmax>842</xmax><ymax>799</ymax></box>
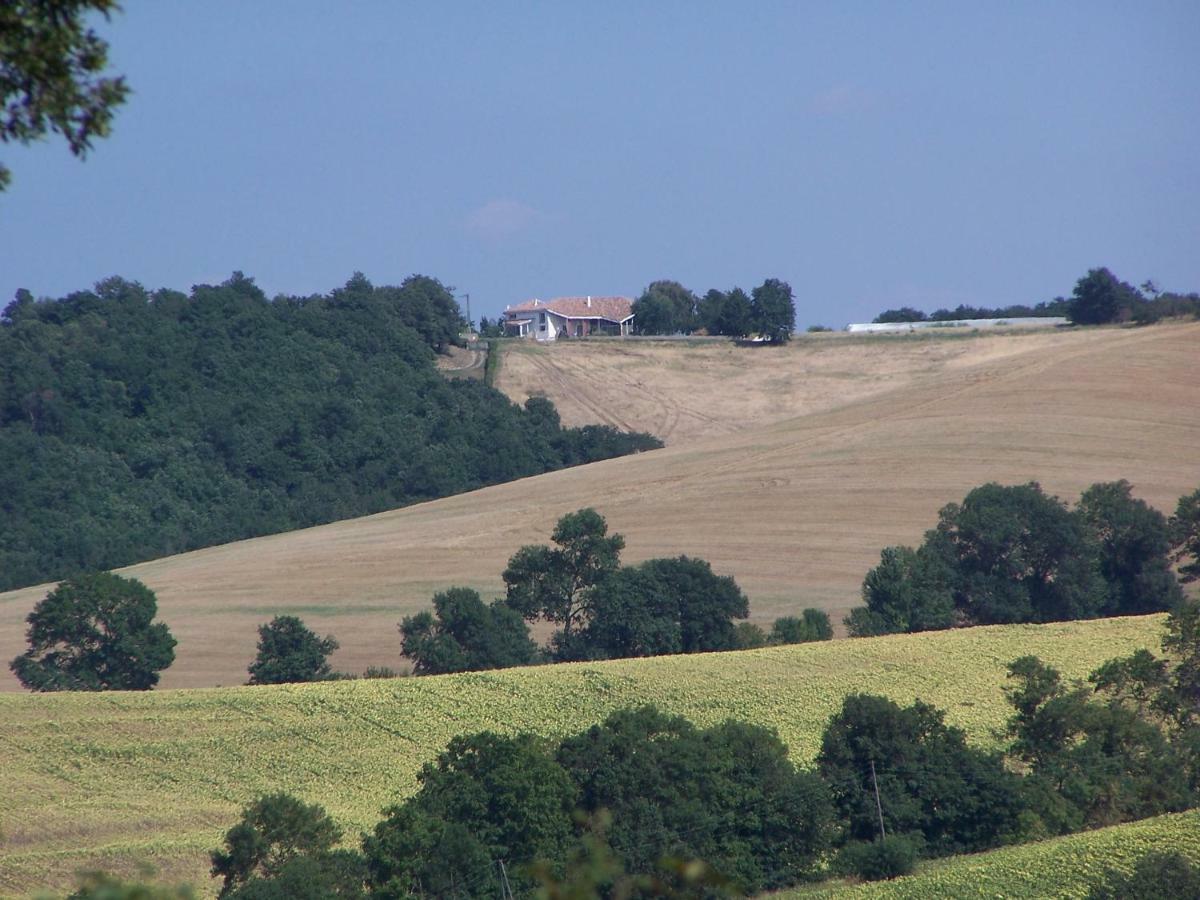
<box><xmin>873</xmin><ymin>307</ymin><xmax>927</xmax><ymax>324</ymax></box>
<box><xmin>630</xmin><ymin>280</ymin><xmax>697</xmax><ymax>335</ymax></box>
<box><xmin>845</xmin><ymin>545</ymin><xmax>955</xmax><ymax>636</ymax></box>
<box><xmin>818</xmin><ymin>694</ymin><xmax>1026</xmax><ymax>856</ymax></box>
<box><xmin>246</xmin><ymin>616</ymin><xmax>338</xmax><ymax>685</ymax></box>
<box><xmin>399</xmin><ymin>587</ymin><xmax>536</xmax><ymax>675</ymax></box>
<box><xmin>0</xmin><ymin>1</ymin><xmax>129</xmax><ymax>191</ymax></box>
<box><xmin>716</xmin><ymin>287</ymin><xmax>754</xmax><ymax>338</ymax></box>
<box><xmin>934</xmin><ymin>483</ymin><xmax>1107</xmax><ymax>625</ymax></box>
<box><xmin>556</xmin><ymin>706</ymin><xmax>834</xmax><ymax>893</ymax></box>
<box><xmin>1087</xmin><ymin>851</ymin><xmax>1200</xmax><ymax>900</ymax></box>
<box><xmin>210</xmin><ymin>793</ymin><xmax>348</xmax><ymax>898</ymax></box>
<box><xmin>1006</xmin><ymin>655</ymin><xmax>1194</xmax><ymax>834</ymax></box>
<box><xmin>10</xmin><ymin>571</ymin><xmax>176</xmax><ymax>691</ymax></box>
<box><xmin>750</xmin><ymin>278</ymin><xmax>795</xmax><ymax>342</ymax></box>
<box><xmin>578</xmin><ymin>556</ymin><xmax>750</xmax><ymax>660</ymax></box>
<box><xmin>503</xmin><ymin>508</ymin><xmax>624</xmax><ymax>656</ymax></box>
<box><xmin>1172</xmin><ymin>488</ymin><xmax>1200</xmax><ymax>583</ymax></box>
<box><xmin>364</xmin><ymin>732</ymin><xmax>576</xmax><ymax>899</ymax></box>
<box><xmin>1067</xmin><ymin>268</ymin><xmax>1140</xmax><ymax>326</ymax></box>
<box><xmin>1077</xmin><ymin>480</ymin><xmax>1183</xmax><ymax>615</ymax></box>
<box><xmin>697</xmin><ymin>289</ymin><xmax>727</xmax><ymax>335</ymax></box>
<box><xmin>769</xmin><ymin>609</ymin><xmax>832</xmax><ymax>644</ymax></box>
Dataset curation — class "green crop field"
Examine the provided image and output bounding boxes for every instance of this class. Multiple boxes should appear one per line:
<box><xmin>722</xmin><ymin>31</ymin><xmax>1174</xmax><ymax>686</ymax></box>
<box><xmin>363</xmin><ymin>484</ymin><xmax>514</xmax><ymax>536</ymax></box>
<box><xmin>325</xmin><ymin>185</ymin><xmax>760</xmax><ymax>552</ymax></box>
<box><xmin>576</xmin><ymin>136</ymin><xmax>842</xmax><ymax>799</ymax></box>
<box><xmin>0</xmin><ymin>615</ymin><xmax>1167</xmax><ymax>897</ymax></box>
<box><xmin>784</xmin><ymin>809</ymin><xmax>1200</xmax><ymax>899</ymax></box>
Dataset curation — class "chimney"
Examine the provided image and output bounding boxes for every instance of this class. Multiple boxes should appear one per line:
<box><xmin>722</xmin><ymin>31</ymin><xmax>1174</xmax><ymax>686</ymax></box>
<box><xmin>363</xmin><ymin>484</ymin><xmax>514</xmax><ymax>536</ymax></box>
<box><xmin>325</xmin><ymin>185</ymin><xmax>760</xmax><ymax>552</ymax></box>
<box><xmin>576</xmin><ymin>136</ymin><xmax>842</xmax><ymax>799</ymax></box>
<box><xmin>533</xmin><ymin>298</ymin><xmax>539</xmax><ymax>306</ymax></box>
<box><xmin>587</xmin><ymin>295</ymin><xmax>592</xmax><ymax>308</ymax></box>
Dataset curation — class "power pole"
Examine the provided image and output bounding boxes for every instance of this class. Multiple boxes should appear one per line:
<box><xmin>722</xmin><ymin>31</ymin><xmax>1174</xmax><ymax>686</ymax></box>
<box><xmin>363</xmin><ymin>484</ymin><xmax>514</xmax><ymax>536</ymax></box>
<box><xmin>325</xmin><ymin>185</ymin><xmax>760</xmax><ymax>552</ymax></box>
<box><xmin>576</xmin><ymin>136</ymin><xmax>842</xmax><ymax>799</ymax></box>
<box><xmin>870</xmin><ymin>759</ymin><xmax>887</xmax><ymax>840</ymax></box>
<box><xmin>498</xmin><ymin>859</ymin><xmax>514</xmax><ymax>900</ymax></box>
<box><xmin>460</xmin><ymin>292</ymin><xmax>473</xmax><ymax>333</ymax></box>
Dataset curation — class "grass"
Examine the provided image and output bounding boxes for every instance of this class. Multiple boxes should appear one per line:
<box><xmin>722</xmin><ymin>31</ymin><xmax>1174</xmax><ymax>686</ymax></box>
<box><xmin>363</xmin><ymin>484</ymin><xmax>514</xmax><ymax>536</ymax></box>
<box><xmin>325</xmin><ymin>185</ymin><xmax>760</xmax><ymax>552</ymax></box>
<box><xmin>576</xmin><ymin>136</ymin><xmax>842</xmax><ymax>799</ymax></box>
<box><xmin>0</xmin><ymin>614</ymin><xmax>1165</xmax><ymax>898</ymax></box>
<box><xmin>781</xmin><ymin>809</ymin><xmax>1200</xmax><ymax>899</ymax></box>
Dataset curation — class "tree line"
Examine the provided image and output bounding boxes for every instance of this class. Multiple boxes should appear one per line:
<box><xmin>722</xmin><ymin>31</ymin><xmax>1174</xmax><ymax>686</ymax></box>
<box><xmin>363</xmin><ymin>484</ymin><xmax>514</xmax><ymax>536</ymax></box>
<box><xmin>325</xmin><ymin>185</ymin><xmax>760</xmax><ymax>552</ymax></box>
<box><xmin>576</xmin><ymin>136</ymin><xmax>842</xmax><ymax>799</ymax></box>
<box><xmin>846</xmin><ymin>481</ymin><xmax>1200</xmax><ymax>637</ymax></box>
<box><xmin>874</xmin><ymin>267</ymin><xmax>1200</xmax><ymax>327</ymax></box>
<box><xmin>14</xmin><ymin>485</ymin><xmax>1197</xmax><ymax>691</ymax></box>
<box><xmin>628</xmin><ymin>278</ymin><xmax>796</xmax><ymax>341</ymax></box>
<box><xmin>9</xmin><ymin>509</ymin><xmax>830</xmax><ymax>691</ymax></box>
<box><xmin>56</xmin><ymin>600</ymin><xmax>1200</xmax><ymax>898</ymax></box>
<box><xmin>0</xmin><ymin>274</ymin><xmax>661</xmax><ymax>592</ymax></box>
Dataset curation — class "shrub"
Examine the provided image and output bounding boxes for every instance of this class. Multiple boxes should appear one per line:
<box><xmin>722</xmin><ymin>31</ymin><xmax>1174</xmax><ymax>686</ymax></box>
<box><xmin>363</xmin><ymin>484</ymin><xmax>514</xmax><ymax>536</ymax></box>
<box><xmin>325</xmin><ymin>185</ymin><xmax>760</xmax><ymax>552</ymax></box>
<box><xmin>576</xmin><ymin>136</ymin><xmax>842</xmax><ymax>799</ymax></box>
<box><xmin>833</xmin><ymin>835</ymin><xmax>919</xmax><ymax>881</ymax></box>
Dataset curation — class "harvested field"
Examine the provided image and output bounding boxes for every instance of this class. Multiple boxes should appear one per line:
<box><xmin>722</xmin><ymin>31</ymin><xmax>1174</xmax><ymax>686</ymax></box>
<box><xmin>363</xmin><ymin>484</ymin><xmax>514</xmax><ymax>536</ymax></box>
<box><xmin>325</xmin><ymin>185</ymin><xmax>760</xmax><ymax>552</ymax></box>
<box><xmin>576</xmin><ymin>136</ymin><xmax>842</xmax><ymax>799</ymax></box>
<box><xmin>1</xmin><ymin>323</ymin><xmax>1197</xmax><ymax>689</ymax></box>
<box><xmin>0</xmin><ymin>615</ymin><xmax>1163</xmax><ymax>897</ymax></box>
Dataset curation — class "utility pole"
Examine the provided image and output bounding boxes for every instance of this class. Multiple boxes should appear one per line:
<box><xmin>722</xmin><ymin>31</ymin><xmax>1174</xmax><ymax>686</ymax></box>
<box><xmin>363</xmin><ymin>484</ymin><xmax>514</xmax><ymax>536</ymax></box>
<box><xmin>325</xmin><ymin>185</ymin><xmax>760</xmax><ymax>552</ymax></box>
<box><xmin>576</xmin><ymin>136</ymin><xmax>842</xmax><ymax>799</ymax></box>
<box><xmin>459</xmin><ymin>291</ymin><xmax>473</xmax><ymax>333</ymax></box>
<box><xmin>498</xmin><ymin>859</ymin><xmax>514</xmax><ymax>900</ymax></box>
<box><xmin>870</xmin><ymin>759</ymin><xmax>887</xmax><ymax>840</ymax></box>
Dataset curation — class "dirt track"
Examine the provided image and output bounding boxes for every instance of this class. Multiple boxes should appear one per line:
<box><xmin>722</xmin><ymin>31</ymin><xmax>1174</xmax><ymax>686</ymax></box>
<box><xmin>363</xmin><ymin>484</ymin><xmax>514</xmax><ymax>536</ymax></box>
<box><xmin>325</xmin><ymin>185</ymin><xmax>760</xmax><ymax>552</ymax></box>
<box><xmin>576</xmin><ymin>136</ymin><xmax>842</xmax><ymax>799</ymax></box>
<box><xmin>2</xmin><ymin>323</ymin><xmax>1197</xmax><ymax>689</ymax></box>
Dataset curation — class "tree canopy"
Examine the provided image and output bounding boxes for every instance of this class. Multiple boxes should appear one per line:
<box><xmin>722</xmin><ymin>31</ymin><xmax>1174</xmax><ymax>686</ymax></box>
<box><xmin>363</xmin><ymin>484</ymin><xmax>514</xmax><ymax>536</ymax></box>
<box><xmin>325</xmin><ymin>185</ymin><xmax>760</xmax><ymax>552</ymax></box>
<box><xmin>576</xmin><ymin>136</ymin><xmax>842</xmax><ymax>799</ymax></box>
<box><xmin>845</xmin><ymin>482</ymin><xmax>1186</xmax><ymax>636</ymax></box>
<box><xmin>0</xmin><ymin>1</ymin><xmax>129</xmax><ymax>191</ymax></box>
<box><xmin>502</xmin><ymin>507</ymin><xmax>625</xmax><ymax>655</ymax></box>
<box><xmin>1068</xmin><ymin>267</ymin><xmax>1141</xmax><ymax>325</ymax></box>
<box><xmin>10</xmin><ymin>571</ymin><xmax>175</xmax><ymax>690</ymax></box>
<box><xmin>0</xmin><ymin>274</ymin><xmax>659</xmax><ymax>592</ymax></box>
<box><xmin>247</xmin><ymin>616</ymin><xmax>338</xmax><ymax>685</ymax></box>
<box><xmin>631</xmin><ymin>280</ymin><xmax>698</xmax><ymax>335</ymax></box>
<box><xmin>399</xmin><ymin>587</ymin><xmax>536</xmax><ymax>675</ymax></box>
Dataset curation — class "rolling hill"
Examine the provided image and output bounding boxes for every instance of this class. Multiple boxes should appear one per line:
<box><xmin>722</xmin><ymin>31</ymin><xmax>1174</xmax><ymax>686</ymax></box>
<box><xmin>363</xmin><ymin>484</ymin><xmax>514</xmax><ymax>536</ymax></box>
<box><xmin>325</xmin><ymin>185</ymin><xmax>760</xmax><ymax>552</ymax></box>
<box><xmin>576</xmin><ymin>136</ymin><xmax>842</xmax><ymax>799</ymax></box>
<box><xmin>2</xmin><ymin>323</ymin><xmax>1197</xmax><ymax>690</ymax></box>
<box><xmin>0</xmin><ymin>615</ymin><xmax>1165</xmax><ymax>897</ymax></box>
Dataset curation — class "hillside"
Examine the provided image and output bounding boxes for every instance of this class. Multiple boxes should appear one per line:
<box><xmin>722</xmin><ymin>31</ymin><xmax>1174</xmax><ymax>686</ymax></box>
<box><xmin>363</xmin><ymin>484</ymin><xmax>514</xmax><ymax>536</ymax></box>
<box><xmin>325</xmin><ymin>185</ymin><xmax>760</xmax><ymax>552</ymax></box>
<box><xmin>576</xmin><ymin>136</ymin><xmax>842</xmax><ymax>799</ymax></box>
<box><xmin>788</xmin><ymin>808</ymin><xmax>1200</xmax><ymax>898</ymax></box>
<box><xmin>492</xmin><ymin>327</ymin><xmax>1094</xmax><ymax>445</ymax></box>
<box><xmin>2</xmin><ymin>322</ymin><xmax>1197</xmax><ymax>690</ymax></box>
<box><xmin>0</xmin><ymin>615</ymin><xmax>1163</xmax><ymax>897</ymax></box>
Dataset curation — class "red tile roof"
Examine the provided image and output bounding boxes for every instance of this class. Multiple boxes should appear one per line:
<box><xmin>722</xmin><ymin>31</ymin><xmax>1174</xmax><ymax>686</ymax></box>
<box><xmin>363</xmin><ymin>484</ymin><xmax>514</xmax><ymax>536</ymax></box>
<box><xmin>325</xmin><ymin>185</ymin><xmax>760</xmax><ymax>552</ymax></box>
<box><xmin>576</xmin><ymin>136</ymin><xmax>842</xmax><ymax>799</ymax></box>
<box><xmin>504</xmin><ymin>296</ymin><xmax>634</xmax><ymax>322</ymax></box>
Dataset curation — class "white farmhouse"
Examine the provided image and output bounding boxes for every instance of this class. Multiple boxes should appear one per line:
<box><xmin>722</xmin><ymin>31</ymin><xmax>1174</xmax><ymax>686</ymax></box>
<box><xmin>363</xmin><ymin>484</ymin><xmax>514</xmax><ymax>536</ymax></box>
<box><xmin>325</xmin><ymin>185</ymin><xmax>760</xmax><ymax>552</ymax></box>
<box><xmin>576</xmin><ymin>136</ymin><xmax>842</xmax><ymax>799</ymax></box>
<box><xmin>502</xmin><ymin>296</ymin><xmax>634</xmax><ymax>341</ymax></box>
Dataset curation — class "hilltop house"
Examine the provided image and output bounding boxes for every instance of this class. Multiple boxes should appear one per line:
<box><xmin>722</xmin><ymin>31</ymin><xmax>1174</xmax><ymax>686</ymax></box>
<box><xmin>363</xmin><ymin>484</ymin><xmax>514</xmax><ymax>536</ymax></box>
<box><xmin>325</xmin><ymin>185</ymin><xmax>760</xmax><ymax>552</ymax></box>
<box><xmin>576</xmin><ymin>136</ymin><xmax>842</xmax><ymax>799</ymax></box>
<box><xmin>502</xmin><ymin>296</ymin><xmax>634</xmax><ymax>341</ymax></box>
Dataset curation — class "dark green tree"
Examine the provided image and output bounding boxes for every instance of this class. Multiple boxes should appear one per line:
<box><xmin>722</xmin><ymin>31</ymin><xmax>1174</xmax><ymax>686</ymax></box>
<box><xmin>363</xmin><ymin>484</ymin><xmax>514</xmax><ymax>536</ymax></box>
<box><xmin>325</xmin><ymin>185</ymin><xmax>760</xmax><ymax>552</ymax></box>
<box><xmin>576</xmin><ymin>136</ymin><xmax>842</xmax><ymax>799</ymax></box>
<box><xmin>223</xmin><ymin>852</ymin><xmax>365</xmax><ymax>900</ymax></box>
<box><xmin>0</xmin><ymin>1</ymin><xmax>129</xmax><ymax>191</ymax></box>
<box><xmin>818</xmin><ymin>694</ymin><xmax>1026</xmax><ymax>856</ymax></box>
<box><xmin>0</xmin><ymin>273</ymin><xmax>658</xmax><ymax>594</ymax></box>
<box><xmin>556</xmin><ymin>706</ymin><xmax>834</xmax><ymax>893</ymax></box>
<box><xmin>1067</xmin><ymin>267</ymin><xmax>1141</xmax><ymax>326</ymax></box>
<box><xmin>10</xmin><ymin>572</ymin><xmax>176</xmax><ymax>691</ymax></box>
<box><xmin>769</xmin><ymin>609</ymin><xmax>833</xmax><ymax>644</ymax></box>
<box><xmin>631</xmin><ymin>280</ymin><xmax>698</xmax><ymax>335</ymax></box>
<box><xmin>503</xmin><ymin>508</ymin><xmax>624</xmax><ymax>656</ymax></box>
<box><xmin>716</xmin><ymin>287</ymin><xmax>754</xmax><ymax>338</ymax></box>
<box><xmin>364</xmin><ymin>732</ymin><xmax>576</xmax><ymax>899</ymax></box>
<box><xmin>750</xmin><ymin>278</ymin><xmax>795</xmax><ymax>342</ymax></box>
<box><xmin>1077</xmin><ymin>480</ymin><xmax>1183</xmax><ymax>615</ymax></box>
<box><xmin>845</xmin><ymin>545</ymin><xmax>955</xmax><ymax>636</ymax></box>
<box><xmin>399</xmin><ymin>587</ymin><xmax>537</xmax><ymax>675</ymax></box>
<box><xmin>734</xmin><ymin>622</ymin><xmax>768</xmax><ymax>649</ymax></box>
<box><xmin>210</xmin><ymin>793</ymin><xmax>347</xmax><ymax>898</ymax></box>
<box><xmin>873</xmin><ymin>307</ymin><xmax>927</xmax><ymax>324</ymax></box>
<box><xmin>697</xmin><ymin>289</ymin><xmax>727</xmax><ymax>335</ymax></box>
<box><xmin>1172</xmin><ymin>488</ymin><xmax>1200</xmax><ymax>583</ymax></box>
<box><xmin>246</xmin><ymin>616</ymin><xmax>338</xmax><ymax>685</ymax></box>
<box><xmin>1005</xmin><ymin>656</ymin><xmax>1194</xmax><ymax>833</ymax></box>
<box><xmin>578</xmin><ymin>556</ymin><xmax>750</xmax><ymax>660</ymax></box>
<box><xmin>934</xmin><ymin>482</ymin><xmax>1107</xmax><ymax>625</ymax></box>
<box><xmin>1087</xmin><ymin>851</ymin><xmax>1200</xmax><ymax>900</ymax></box>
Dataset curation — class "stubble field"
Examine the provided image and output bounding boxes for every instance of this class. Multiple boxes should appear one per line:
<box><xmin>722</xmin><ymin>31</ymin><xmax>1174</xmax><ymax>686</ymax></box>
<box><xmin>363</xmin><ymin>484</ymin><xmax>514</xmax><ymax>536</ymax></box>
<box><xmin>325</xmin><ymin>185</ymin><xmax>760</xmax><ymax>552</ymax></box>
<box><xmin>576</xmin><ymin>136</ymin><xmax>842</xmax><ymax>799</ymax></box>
<box><xmin>1</xmin><ymin>323</ymin><xmax>1196</xmax><ymax>690</ymax></box>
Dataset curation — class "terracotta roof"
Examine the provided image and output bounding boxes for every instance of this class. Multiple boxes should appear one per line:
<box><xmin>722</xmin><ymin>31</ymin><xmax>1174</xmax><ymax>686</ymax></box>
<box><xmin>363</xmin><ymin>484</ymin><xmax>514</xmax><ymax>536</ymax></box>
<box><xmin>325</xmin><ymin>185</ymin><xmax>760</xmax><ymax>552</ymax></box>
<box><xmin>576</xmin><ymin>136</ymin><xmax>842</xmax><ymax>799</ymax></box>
<box><xmin>504</xmin><ymin>296</ymin><xmax>634</xmax><ymax>322</ymax></box>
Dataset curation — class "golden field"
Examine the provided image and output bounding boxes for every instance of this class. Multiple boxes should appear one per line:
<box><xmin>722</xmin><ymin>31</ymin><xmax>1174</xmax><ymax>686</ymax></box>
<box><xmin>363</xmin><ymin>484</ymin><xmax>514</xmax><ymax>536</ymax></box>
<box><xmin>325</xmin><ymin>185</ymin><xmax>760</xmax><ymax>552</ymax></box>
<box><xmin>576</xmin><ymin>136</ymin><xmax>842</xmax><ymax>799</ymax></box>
<box><xmin>4</xmin><ymin>322</ymin><xmax>1196</xmax><ymax>690</ymax></box>
<box><xmin>0</xmin><ymin>615</ymin><xmax>1165</xmax><ymax>897</ymax></box>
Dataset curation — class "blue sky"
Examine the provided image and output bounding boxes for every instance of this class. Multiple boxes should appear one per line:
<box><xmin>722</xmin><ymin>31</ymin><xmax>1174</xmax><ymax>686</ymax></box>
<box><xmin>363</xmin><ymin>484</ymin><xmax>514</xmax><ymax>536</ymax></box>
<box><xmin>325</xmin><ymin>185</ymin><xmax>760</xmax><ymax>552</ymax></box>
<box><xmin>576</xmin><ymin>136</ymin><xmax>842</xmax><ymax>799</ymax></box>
<box><xmin>2</xmin><ymin>1</ymin><xmax>1197</xmax><ymax>327</ymax></box>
